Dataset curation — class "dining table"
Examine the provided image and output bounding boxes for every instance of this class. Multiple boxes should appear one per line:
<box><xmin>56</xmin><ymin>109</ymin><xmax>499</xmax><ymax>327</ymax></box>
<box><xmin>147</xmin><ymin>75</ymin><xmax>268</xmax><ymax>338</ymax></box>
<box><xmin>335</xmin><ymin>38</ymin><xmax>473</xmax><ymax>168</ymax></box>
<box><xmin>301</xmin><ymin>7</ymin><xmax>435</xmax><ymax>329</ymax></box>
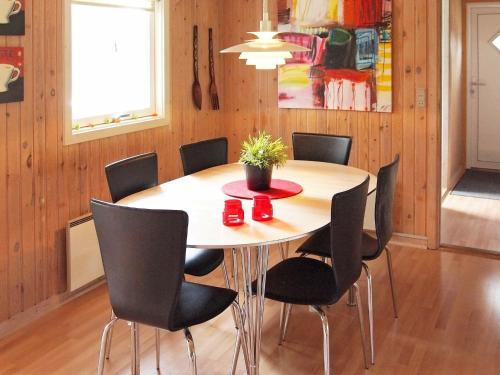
<box><xmin>118</xmin><ymin>160</ymin><xmax>377</xmax><ymax>375</ymax></box>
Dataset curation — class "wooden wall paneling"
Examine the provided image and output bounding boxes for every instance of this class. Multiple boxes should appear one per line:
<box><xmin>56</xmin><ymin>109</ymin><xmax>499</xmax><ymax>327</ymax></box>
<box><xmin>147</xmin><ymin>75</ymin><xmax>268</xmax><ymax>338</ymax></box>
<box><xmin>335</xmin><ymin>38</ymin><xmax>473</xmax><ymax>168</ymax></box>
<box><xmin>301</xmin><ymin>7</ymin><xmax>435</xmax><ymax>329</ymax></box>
<box><xmin>20</xmin><ymin>0</ymin><xmax>35</xmax><ymax>312</ymax></box>
<box><xmin>7</xmin><ymin>32</ymin><xmax>23</xmax><ymax>318</ymax></box>
<box><xmin>33</xmin><ymin>0</ymin><xmax>47</xmax><ymax>305</ymax></box>
<box><xmin>426</xmin><ymin>0</ymin><xmax>441</xmax><ymax>249</ymax></box>
<box><xmin>391</xmin><ymin>0</ymin><xmax>404</xmax><ymax>231</ymax></box>
<box><xmin>414</xmin><ymin>0</ymin><xmax>428</xmax><ymax>236</ymax></box>
<box><xmin>401</xmin><ymin>0</ymin><xmax>416</xmax><ymax>235</ymax></box>
<box><xmin>44</xmin><ymin>0</ymin><xmax>60</xmax><ymax>297</ymax></box>
<box><xmin>0</xmin><ymin>35</ymin><xmax>7</xmax><ymax>320</ymax></box>
<box><xmin>368</xmin><ymin>113</ymin><xmax>381</xmax><ymax>175</ymax></box>
<box><xmin>78</xmin><ymin>142</ymin><xmax>90</xmax><ymax>214</ymax></box>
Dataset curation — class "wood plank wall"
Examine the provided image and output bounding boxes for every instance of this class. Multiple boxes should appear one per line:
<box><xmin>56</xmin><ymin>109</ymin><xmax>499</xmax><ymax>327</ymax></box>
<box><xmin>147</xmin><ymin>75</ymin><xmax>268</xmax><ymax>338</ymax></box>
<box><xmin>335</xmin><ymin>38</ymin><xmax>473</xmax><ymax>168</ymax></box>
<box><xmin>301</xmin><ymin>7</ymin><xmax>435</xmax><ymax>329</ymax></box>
<box><xmin>0</xmin><ymin>0</ymin><xmax>225</xmax><ymax>324</ymax></box>
<box><xmin>222</xmin><ymin>0</ymin><xmax>441</xmax><ymax>246</ymax></box>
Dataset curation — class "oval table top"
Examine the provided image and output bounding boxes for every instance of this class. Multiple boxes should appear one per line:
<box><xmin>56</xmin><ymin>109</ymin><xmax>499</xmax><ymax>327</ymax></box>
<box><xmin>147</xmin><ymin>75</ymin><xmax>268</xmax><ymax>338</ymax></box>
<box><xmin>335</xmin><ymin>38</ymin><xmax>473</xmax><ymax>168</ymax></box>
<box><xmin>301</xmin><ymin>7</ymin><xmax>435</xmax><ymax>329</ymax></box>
<box><xmin>118</xmin><ymin>160</ymin><xmax>377</xmax><ymax>249</ymax></box>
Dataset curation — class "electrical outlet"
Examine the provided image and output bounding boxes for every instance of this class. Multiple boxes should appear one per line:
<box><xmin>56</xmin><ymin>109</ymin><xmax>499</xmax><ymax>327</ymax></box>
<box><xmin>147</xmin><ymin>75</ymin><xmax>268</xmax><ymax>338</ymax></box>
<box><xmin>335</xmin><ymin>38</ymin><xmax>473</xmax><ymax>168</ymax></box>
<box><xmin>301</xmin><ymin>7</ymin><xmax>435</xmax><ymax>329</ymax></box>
<box><xmin>416</xmin><ymin>88</ymin><xmax>426</xmax><ymax>108</ymax></box>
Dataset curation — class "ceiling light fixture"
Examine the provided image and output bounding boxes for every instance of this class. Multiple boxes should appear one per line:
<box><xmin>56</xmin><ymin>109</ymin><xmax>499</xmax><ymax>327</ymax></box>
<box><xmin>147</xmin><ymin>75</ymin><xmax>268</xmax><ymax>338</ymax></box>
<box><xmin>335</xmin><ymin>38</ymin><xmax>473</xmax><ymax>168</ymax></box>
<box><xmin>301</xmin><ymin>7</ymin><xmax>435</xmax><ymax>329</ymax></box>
<box><xmin>220</xmin><ymin>0</ymin><xmax>309</xmax><ymax>70</ymax></box>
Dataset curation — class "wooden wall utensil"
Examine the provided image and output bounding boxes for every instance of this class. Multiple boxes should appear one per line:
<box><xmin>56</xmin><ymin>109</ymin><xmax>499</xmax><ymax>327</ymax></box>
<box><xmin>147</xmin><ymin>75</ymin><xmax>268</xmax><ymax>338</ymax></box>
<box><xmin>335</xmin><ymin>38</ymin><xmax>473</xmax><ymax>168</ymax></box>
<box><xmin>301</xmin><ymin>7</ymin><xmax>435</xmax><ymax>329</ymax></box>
<box><xmin>208</xmin><ymin>28</ymin><xmax>219</xmax><ymax>110</ymax></box>
<box><xmin>192</xmin><ymin>25</ymin><xmax>202</xmax><ymax>110</ymax></box>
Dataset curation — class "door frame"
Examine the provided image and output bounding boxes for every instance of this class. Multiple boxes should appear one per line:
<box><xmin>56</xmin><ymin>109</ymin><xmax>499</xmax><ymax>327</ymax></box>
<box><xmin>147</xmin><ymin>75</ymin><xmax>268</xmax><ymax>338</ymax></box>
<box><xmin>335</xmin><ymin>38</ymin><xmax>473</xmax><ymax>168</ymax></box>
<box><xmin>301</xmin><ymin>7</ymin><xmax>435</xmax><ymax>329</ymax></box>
<box><xmin>466</xmin><ymin>2</ymin><xmax>500</xmax><ymax>169</ymax></box>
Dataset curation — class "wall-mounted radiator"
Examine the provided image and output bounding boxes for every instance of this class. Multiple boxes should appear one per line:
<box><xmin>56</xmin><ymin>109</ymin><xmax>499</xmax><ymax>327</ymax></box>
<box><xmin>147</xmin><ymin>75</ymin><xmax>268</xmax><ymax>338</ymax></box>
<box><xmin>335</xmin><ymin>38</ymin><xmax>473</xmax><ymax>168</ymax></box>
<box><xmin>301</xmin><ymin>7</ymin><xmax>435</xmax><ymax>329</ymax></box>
<box><xmin>66</xmin><ymin>214</ymin><xmax>104</xmax><ymax>292</ymax></box>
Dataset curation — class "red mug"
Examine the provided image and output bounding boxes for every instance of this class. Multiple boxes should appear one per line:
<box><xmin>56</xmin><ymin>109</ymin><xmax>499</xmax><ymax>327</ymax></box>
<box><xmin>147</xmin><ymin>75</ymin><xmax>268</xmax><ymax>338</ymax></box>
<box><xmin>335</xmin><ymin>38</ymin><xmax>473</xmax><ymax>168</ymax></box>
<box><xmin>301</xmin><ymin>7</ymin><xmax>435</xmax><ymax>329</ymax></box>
<box><xmin>252</xmin><ymin>195</ymin><xmax>273</xmax><ymax>221</ymax></box>
<box><xmin>223</xmin><ymin>199</ymin><xmax>244</xmax><ymax>226</ymax></box>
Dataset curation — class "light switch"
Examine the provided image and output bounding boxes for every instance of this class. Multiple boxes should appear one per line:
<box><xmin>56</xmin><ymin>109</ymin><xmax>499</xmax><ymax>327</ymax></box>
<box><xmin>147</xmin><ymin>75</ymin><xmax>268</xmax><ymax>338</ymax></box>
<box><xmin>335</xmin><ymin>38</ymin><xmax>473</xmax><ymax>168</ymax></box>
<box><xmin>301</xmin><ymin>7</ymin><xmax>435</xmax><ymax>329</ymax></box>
<box><xmin>416</xmin><ymin>88</ymin><xmax>426</xmax><ymax>108</ymax></box>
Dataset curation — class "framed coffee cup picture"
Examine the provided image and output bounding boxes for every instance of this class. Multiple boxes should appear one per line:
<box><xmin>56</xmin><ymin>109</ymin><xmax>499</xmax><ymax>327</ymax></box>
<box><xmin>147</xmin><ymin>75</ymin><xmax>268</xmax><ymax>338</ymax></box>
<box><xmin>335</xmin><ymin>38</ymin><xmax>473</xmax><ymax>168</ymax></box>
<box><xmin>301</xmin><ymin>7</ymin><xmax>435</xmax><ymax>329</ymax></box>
<box><xmin>0</xmin><ymin>0</ymin><xmax>24</xmax><ymax>35</ymax></box>
<box><xmin>0</xmin><ymin>47</ymin><xmax>23</xmax><ymax>103</ymax></box>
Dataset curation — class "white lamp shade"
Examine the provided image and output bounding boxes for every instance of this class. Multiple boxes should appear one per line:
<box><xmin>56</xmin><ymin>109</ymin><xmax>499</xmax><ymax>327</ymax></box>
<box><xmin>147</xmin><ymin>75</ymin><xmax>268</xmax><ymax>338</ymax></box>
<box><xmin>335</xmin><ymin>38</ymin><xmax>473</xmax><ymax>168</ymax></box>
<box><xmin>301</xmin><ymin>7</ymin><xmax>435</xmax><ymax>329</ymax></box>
<box><xmin>221</xmin><ymin>32</ymin><xmax>309</xmax><ymax>70</ymax></box>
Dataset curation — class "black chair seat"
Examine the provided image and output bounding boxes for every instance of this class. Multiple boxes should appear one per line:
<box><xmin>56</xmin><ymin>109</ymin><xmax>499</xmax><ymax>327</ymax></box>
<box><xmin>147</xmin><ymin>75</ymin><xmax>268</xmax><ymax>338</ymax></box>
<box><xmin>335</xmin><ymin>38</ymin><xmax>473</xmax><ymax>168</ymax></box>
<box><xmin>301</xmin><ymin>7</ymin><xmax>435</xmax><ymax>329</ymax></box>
<box><xmin>185</xmin><ymin>248</ymin><xmax>225</xmax><ymax>277</ymax></box>
<box><xmin>255</xmin><ymin>257</ymin><xmax>339</xmax><ymax>306</ymax></box>
<box><xmin>171</xmin><ymin>282</ymin><xmax>237</xmax><ymax>331</ymax></box>
<box><xmin>297</xmin><ymin>228</ymin><xmax>380</xmax><ymax>260</ymax></box>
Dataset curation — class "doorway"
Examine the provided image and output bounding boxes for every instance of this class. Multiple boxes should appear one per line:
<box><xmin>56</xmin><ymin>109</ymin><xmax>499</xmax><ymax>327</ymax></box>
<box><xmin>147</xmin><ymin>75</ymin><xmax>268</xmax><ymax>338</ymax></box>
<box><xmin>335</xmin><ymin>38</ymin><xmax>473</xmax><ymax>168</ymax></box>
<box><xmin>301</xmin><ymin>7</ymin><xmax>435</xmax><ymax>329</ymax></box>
<box><xmin>441</xmin><ymin>1</ymin><xmax>500</xmax><ymax>253</ymax></box>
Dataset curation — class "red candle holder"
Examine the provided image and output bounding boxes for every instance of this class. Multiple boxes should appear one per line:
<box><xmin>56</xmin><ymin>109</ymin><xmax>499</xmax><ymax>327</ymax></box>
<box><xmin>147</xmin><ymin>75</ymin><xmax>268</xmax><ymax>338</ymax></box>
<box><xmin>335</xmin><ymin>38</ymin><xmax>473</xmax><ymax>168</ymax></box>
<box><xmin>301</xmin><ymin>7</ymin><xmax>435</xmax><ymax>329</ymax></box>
<box><xmin>223</xmin><ymin>199</ymin><xmax>245</xmax><ymax>226</ymax></box>
<box><xmin>252</xmin><ymin>195</ymin><xmax>273</xmax><ymax>221</ymax></box>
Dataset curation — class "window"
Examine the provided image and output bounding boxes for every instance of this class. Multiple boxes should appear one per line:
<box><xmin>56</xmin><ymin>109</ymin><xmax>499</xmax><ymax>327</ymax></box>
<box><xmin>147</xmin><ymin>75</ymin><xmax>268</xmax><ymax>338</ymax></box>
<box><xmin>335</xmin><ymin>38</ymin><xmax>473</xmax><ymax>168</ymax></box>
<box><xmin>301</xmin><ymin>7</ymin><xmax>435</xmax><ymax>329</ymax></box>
<box><xmin>64</xmin><ymin>0</ymin><xmax>169</xmax><ymax>145</ymax></box>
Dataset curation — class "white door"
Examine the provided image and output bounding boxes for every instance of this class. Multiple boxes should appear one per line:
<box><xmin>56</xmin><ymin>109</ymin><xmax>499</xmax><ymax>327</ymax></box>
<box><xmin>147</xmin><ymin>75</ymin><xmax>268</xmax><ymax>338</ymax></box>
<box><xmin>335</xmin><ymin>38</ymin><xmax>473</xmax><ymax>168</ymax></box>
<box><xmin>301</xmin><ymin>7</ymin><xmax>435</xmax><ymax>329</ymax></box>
<box><xmin>468</xmin><ymin>5</ymin><xmax>500</xmax><ymax>169</ymax></box>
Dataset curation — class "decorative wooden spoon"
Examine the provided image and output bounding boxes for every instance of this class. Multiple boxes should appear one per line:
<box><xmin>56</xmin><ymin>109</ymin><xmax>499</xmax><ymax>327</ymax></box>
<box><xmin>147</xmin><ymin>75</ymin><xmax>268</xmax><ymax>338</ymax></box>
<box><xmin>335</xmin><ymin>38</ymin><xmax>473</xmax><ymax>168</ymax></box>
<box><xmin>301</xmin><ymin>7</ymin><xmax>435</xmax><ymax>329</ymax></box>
<box><xmin>192</xmin><ymin>25</ymin><xmax>202</xmax><ymax>110</ymax></box>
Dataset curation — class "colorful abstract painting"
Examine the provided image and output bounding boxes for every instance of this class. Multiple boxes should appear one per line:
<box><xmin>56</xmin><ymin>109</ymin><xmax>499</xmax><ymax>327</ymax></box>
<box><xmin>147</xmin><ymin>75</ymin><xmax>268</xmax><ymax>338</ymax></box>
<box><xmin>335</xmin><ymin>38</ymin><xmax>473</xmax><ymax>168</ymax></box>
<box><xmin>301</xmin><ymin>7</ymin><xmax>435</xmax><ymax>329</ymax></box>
<box><xmin>278</xmin><ymin>0</ymin><xmax>392</xmax><ymax>113</ymax></box>
<box><xmin>0</xmin><ymin>0</ymin><xmax>25</xmax><ymax>35</ymax></box>
<box><xmin>0</xmin><ymin>47</ymin><xmax>23</xmax><ymax>103</ymax></box>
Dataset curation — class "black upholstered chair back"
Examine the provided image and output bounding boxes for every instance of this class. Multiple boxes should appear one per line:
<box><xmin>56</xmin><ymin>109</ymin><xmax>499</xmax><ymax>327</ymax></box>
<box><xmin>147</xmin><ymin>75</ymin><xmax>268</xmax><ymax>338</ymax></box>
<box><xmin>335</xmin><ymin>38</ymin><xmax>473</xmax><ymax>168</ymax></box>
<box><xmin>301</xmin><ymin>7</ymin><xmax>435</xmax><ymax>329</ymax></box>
<box><xmin>105</xmin><ymin>152</ymin><xmax>158</xmax><ymax>203</ymax></box>
<box><xmin>292</xmin><ymin>132</ymin><xmax>353</xmax><ymax>165</ymax></box>
<box><xmin>91</xmin><ymin>199</ymin><xmax>188</xmax><ymax>330</ymax></box>
<box><xmin>329</xmin><ymin>176</ymin><xmax>369</xmax><ymax>298</ymax></box>
<box><xmin>374</xmin><ymin>155</ymin><xmax>400</xmax><ymax>255</ymax></box>
<box><xmin>179</xmin><ymin>137</ymin><xmax>228</xmax><ymax>175</ymax></box>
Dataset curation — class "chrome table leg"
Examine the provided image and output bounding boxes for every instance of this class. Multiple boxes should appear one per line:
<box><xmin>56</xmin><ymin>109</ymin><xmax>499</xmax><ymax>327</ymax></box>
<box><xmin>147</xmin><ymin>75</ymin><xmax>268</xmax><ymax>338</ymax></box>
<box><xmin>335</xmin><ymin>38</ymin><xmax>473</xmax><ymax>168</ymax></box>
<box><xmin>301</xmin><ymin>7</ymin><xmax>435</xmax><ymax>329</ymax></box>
<box><xmin>239</xmin><ymin>245</ymin><xmax>270</xmax><ymax>375</ymax></box>
<box><xmin>230</xmin><ymin>248</ymin><xmax>250</xmax><ymax>375</ymax></box>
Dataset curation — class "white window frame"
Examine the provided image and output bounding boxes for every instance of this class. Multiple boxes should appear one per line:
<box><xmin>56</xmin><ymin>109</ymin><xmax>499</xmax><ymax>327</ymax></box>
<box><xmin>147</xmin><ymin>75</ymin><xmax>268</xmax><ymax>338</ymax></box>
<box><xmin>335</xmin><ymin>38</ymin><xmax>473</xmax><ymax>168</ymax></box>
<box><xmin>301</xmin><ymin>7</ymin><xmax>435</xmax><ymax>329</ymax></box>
<box><xmin>63</xmin><ymin>0</ymin><xmax>170</xmax><ymax>145</ymax></box>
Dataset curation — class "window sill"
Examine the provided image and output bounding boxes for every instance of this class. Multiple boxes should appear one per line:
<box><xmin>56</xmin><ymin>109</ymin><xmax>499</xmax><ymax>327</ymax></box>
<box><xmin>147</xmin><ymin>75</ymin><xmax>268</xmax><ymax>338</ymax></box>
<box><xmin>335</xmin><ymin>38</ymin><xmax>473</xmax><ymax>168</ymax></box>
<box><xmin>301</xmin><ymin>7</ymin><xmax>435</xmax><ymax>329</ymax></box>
<box><xmin>63</xmin><ymin>116</ymin><xmax>169</xmax><ymax>145</ymax></box>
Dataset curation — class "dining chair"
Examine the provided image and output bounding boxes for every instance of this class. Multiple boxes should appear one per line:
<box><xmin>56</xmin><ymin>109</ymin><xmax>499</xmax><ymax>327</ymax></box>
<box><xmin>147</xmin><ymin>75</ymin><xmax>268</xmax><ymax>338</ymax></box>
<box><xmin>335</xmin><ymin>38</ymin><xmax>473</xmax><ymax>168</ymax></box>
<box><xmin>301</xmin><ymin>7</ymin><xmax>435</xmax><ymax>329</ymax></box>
<box><xmin>179</xmin><ymin>137</ymin><xmax>228</xmax><ymax>176</ymax></box>
<box><xmin>275</xmin><ymin>132</ymin><xmax>354</xmax><ymax>327</ymax></box>
<box><xmin>277</xmin><ymin>132</ymin><xmax>353</xmax><ymax>260</ymax></box>
<box><xmin>259</xmin><ymin>177</ymin><xmax>370</xmax><ymax>374</ymax></box>
<box><xmin>294</xmin><ymin>155</ymin><xmax>400</xmax><ymax>365</ymax></box>
<box><xmin>292</xmin><ymin>132</ymin><xmax>353</xmax><ymax>166</ymax></box>
<box><xmin>91</xmin><ymin>200</ymin><xmax>246</xmax><ymax>375</ymax></box>
<box><xmin>104</xmin><ymin>152</ymin><xmax>230</xmax><ymax>366</ymax></box>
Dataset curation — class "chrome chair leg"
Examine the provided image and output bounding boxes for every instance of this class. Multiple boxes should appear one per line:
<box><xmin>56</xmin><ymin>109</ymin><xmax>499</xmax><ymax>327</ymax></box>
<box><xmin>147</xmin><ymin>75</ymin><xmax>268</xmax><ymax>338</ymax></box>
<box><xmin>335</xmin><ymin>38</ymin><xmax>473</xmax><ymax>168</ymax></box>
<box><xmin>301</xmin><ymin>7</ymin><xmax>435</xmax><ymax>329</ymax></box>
<box><xmin>385</xmin><ymin>246</ymin><xmax>399</xmax><ymax>318</ymax></box>
<box><xmin>278</xmin><ymin>303</ymin><xmax>292</xmax><ymax>345</ymax></box>
<box><xmin>155</xmin><ymin>328</ymin><xmax>161</xmax><ymax>370</ymax></box>
<box><xmin>104</xmin><ymin>310</ymin><xmax>116</xmax><ymax>359</ymax></box>
<box><xmin>130</xmin><ymin>322</ymin><xmax>140</xmax><ymax>375</ymax></box>
<box><xmin>362</xmin><ymin>262</ymin><xmax>374</xmax><ymax>365</ymax></box>
<box><xmin>310</xmin><ymin>305</ymin><xmax>330</xmax><ymax>375</ymax></box>
<box><xmin>184</xmin><ymin>328</ymin><xmax>197</xmax><ymax>375</ymax></box>
<box><xmin>97</xmin><ymin>316</ymin><xmax>118</xmax><ymax>375</ymax></box>
<box><xmin>353</xmin><ymin>284</ymin><xmax>369</xmax><ymax>370</ymax></box>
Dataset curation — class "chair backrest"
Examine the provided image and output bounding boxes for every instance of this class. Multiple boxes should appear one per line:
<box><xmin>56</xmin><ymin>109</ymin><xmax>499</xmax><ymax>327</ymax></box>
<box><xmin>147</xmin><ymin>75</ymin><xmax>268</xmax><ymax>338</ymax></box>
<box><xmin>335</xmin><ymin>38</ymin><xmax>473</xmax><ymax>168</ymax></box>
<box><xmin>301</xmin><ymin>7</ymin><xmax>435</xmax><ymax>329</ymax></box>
<box><xmin>105</xmin><ymin>152</ymin><xmax>158</xmax><ymax>203</ymax></box>
<box><xmin>330</xmin><ymin>176</ymin><xmax>369</xmax><ymax>298</ymax></box>
<box><xmin>374</xmin><ymin>155</ymin><xmax>400</xmax><ymax>253</ymax></box>
<box><xmin>292</xmin><ymin>132</ymin><xmax>353</xmax><ymax>165</ymax></box>
<box><xmin>179</xmin><ymin>137</ymin><xmax>228</xmax><ymax>175</ymax></box>
<box><xmin>91</xmin><ymin>199</ymin><xmax>188</xmax><ymax>330</ymax></box>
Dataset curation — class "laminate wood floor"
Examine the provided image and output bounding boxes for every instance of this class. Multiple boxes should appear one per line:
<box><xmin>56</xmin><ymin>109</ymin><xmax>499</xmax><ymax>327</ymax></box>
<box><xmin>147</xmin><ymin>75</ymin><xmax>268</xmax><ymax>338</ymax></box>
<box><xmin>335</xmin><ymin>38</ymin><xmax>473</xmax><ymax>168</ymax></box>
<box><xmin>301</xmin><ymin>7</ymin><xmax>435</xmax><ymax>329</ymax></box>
<box><xmin>441</xmin><ymin>194</ymin><xmax>500</xmax><ymax>253</ymax></box>
<box><xmin>0</xmin><ymin>245</ymin><xmax>499</xmax><ymax>375</ymax></box>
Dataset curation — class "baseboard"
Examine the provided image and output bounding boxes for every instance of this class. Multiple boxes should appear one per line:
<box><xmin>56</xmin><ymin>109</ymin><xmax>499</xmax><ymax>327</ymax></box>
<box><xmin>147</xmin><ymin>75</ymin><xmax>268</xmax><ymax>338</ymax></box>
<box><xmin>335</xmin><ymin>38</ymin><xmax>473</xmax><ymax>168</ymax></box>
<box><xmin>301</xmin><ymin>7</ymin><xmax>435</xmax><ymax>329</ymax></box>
<box><xmin>365</xmin><ymin>230</ymin><xmax>428</xmax><ymax>249</ymax></box>
<box><xmin>441</xmin><ymin>244</ymin><xmax>500</xmax><ymax>258</ymax></box>
<box><xmin>0</xmin><ymin>278</ymin><xmax>105</xmax><ymax>340</ymax></box>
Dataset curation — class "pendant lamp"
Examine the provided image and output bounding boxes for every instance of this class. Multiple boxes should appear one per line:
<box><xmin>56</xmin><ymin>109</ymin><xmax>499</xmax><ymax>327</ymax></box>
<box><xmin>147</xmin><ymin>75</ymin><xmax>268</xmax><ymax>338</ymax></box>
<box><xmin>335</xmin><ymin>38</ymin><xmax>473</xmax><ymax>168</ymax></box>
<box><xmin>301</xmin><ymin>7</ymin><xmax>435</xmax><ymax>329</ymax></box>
<box><xmin>220</xmin><ymin>0</ymin><xmax>309</xmax><ymax>70</ymax></box>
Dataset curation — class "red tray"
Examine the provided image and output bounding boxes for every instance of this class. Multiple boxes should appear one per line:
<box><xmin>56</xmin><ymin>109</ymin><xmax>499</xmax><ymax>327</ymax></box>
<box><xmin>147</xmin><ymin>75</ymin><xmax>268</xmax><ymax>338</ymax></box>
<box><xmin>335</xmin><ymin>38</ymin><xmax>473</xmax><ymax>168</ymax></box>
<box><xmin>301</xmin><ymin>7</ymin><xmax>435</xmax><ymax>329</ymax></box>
<box><xmin>222</xmin><ymin>179</ymin><xmax>303</xmax><ymax>200</ymax></box>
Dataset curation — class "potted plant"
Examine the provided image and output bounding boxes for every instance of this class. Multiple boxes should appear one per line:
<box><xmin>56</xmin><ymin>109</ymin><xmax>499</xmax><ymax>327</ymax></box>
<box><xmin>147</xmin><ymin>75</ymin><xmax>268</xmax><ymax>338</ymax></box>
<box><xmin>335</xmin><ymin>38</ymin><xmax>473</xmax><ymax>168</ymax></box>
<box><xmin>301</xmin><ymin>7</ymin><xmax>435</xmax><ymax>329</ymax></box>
<box><xmin>239</xmin><ymin>131</ymin><xmax>288</xmax><ymax>191</ymax></box>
